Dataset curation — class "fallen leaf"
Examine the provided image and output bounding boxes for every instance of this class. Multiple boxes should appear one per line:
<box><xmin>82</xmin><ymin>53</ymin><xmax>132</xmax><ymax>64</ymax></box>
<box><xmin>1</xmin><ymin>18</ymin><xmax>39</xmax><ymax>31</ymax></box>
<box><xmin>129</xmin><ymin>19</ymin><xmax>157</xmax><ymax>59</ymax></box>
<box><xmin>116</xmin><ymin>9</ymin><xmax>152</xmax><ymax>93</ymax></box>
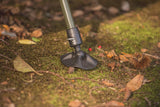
<box><xmin>68</xmin><ymin>99</ymin><xmax>85</xmax><ymax>107</ymax></box>
<box><xmin>121</xmin><ymin>52</ymin><xmax>133</xmax><ymax>58</ymax></box>
<box><xmin>141</xmin><ymin>48</ymin><xmax>148</xmax><ymax>53</ymax></box>
<box><xmin>131</xmin><ymin>53</ymin><xmax>151</xmax><ymax>69</ymax></box>
<box><xmin>10</xmin><ymin>7</ymin><xmax>20</xmax><ymax>14</ymax></box>
<box><xmin>102</xmin><ymin>81</ymin><xmax>114</xmax><ymax>87</ymax></box>
<box><xmin>126</xmin><ymin>74</ymin><xmax>144</xmax><ymax>92</ymax></box>
<box><xmin>13</xmin><ymin>56</ymin><xmax>42</xmax><ymax>75</ymax></box>
<box><xmin>32</xmin><ymin>37</ymin><xmax>41</xmax><ymax>42</ymax></box>
<box><xmin>107</xmin><ymin>62</ymin><xmax>116</xmax><ymax>72</ymax></box>
<box><xmin>105</xmin><ymin>101</ymin><xmax>124</xmax><ymax>107</ymax></box>
<box><xmin>107</xmin><ymin>50</ymin><xmax>117</xmax><ymax>58</ymax></box>
<box><xmin>157</xmin><ymin>42</ymin><xmax>160</xmax><ymax>48</ymax></box>
<box><xmin>90</xmin><ymin>5</ymin><xmax>103</xmax><ymax>11</ymax></box>
<box><xmin>108</xmin><ymin>7</ymin><xmax>119</xmax><ymax>15</ymax></box>
<box><xmin>73</xmin><ymin>10</ymin><xmax>84</xmax><ymax>17</ymax></box>
<box><xmin>3</xmin><ymin>25</ymin><xmax>10</xmax><ymax>31</ymax></box>
<box><xmin>18</xmin><ymin>39</ymin><xmax>36</xmax><ymax>44</ymax></box>
<box><xmin>1</xmin><ymin>81</ymin><xmax>8</xmax><ymax>85</ymax></box>
<box><xmin>31</xmin><ymin>29</ymin><xmax>43</xmax><ymax>37</ymax></box>
<box><xmin>119</xmin><ymin>55</ymin><xmax>129</xmax><ymax>63</ymax></box>
<box><xmin>124</xmin><ymin>88</ymin><xmax>131</xmax><ymax>101</ymax></box>
<box><xmin>10</xmin><ymin>25</ymin><xmax>24</xmax><ymax>33</ymax></box>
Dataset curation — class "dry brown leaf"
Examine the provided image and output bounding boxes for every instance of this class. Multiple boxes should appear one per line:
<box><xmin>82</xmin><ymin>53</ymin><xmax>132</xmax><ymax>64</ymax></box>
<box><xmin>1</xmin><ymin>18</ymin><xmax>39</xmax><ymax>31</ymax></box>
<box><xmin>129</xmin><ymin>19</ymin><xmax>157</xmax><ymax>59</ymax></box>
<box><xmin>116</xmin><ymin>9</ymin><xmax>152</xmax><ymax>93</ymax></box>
<box><xmin>121</xmin><ymin>52</ymin><xmax>133</xmax><ymax>58</ymax></box>
<box><xmin>102</xmin><ymin>81</ymin><xmax>114</xmax><ymax>87</ymax></box>
<box><xmin>3</xmin><ymin>25</ymin><xmax>10</xmax><ymax>31</ymax></box>
<box><xmin>124</xmin><ymin>88</ymin><xmax>131</xmax><ymax>101</ymax></box>
<box><xmin>126</xmin><ymin>74</ymin><xmax>144</xmax><ymax>92</ymax></box>
<box><xmin>108</xmin><ymin>7</ymin><xmax>119</xmax><ymax>15</ymax></box>
<box><xmin>73</xmin><ymin>10</ymin><xmax>84</xmax><ymax>17</ymax></box>
<box><xmin>107</xmin><ymin>50</ymin><xmax>117</xmax><ymax>58</ymax></box>
<box><xmin>157</xmin><ymin>42</ymin><xmax>160</xmax><ymax>48</ymax></box>
<box><xmin>0</xmin><ymin>81</ymin><xmax>8</xmax><ymax>85</ymax></box>
<box><xmin>10</xmin><ymin>25</ymin><xmax>24</xmax><ymax>33</ymax></box>
<box><xmin>31</xmin><ymin>29</ymin><xmax>43</xmax><ymax>37</ymax></box>
<box><xmin>68</xmin><ymin>99</ymin><xmax>85</xmax><ymax>107</ymax></box>
<box><xmin>105</xmin><ymin>101</ymin><xmax>124</xmax><ymax>107</ymax></box>
<box><xmin>119</xmin><ymin>55</ymin><xmax>129</xmax><ymax>63</ymax></box>
<box><xmin>141</xmin><ymin>48</ymin><xmax>148</xmax><ymax>53</ymax></box>
<box><xmin>107</xmin><ymin>62</ymin><xmax>116</xmax><ymax>72</ymax></box>
<box><xmin>131</xmin><ymin>53</ymin><xmax>151</xmax><ymax>69</ymax></box>
<box><xmin>90</xmin><ymin>5</ymin><xmax>103</xmax><ymax>11</ymax></box>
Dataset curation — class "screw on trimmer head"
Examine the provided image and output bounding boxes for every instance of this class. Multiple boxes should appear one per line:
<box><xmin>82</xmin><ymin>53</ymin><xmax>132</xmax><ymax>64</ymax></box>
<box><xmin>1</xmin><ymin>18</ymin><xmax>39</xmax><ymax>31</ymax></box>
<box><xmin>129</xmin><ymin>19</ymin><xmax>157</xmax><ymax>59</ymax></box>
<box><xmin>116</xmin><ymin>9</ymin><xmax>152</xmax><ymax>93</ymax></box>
<box><xmin>59</xmin><ymin>0</ymin><xmax>97</xmax><ymax>70</ymax></box>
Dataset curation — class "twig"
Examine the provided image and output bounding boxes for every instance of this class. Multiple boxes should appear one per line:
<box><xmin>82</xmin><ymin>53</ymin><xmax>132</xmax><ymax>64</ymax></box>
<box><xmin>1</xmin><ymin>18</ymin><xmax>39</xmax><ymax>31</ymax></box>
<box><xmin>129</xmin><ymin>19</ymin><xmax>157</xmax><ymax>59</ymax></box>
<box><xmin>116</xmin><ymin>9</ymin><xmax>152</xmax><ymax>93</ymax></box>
<box><xmin>0</xmin><ymin>39</ymin><xmax>9</xmax><ymax>45</ymax></box>
<box><xmin>0</xmin><ymin>54</ymin><xmax>12</xmax><ymax>61</ymax></box>
<box><xmin>38</xmin><ymin>70</ymin><xmax>70</xmax><ymax>84</ymax></box>
<box><xmin>0</xmin><ymin>87</ymin><xmax>16</xmax><ymax>93</ymax></box>
<box><xmin>144</xmin><ymin>97</ymin><xmax>151</xmax><ymax>107</ymax></box>
<box><xmin>66</xmin><ymin>77</ymin><xmax>101</xmax><ymax>84</ymax></box>
<box><xmin>66</xmin><ymin>77</ymin><xmax>116</xmax><ymax>91</ymax></box>
<box><xmin>143</xmin><ymin>53</ymin><xmax>160</xmax><ymax>60</ymax></box>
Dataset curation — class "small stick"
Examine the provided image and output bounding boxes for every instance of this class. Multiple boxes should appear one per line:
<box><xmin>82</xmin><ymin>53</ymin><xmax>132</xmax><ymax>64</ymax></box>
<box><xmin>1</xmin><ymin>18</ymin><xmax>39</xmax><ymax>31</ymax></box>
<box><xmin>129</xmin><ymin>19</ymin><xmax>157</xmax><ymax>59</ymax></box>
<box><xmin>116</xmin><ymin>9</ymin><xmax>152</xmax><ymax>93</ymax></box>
<box><xmin>0</xmin><ymin>54</ymin><xmax>12</xmax><ymax>61</ymax></box>
<box><xmin>0</xmin><ymin>39</ymin><xmax>9</xmax><ymax>45</ymax></box>
<box><xmin>38</xmin><ymin>70</ymin><xmax>69</xmax><ymax>84</ymax></box>
<box><xmin>144</xmin><ymin>97</ymin><xmax>151</xmax><ymax>107</ymax></box>
<box><xmin>143</xmin><ymin>53</ymin><xmax>160</xmax><ymax>60</ymax></box>
<box><xmin>66</xmin><ymin>77</ymin><xmax>101</xmax><ymax>84</ymax></box>
<box><xmin>0</xmin><ymin>87</ymin><xmax>16</xmax><ymax>93</ymax></box>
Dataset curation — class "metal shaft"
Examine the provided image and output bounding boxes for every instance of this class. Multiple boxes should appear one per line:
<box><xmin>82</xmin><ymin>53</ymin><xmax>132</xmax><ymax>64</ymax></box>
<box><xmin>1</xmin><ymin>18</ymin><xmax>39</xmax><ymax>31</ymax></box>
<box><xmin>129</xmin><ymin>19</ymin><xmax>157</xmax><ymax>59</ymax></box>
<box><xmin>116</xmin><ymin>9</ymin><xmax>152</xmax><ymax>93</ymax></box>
<box><xmin>60</xmin><ymin>0</ymin><xmax>75</xmax><ymax>29</ymax></box>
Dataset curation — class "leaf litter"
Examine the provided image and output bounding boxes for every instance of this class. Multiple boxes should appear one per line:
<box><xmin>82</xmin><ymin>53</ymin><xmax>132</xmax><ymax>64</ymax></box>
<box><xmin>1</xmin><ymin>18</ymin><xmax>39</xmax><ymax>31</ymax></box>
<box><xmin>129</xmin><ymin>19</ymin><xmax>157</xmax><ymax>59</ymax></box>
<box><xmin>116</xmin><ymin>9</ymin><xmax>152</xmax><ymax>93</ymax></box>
<box><xmin>13</xmin><ymin>56</ymin><xmax>42</xmax><ymax>75</ymax></box>
<box><xmin>123</xmin><ymin>74</ymin><xmax>144</xmax><ymax>101</ymax></box>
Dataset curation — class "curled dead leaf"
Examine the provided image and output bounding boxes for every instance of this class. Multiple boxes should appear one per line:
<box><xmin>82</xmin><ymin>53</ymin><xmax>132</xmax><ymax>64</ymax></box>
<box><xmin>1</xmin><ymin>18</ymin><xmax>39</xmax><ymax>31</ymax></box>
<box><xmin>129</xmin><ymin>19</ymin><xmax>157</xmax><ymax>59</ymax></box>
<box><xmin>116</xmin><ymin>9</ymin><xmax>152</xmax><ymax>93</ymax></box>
<box><xmin>106</xmin><ymin>50</ymin><xmax>117</xmax><ymax>58</ymax></box>
<box><xmin>131</xmin><ymin>53</ymin><xmax>151</xmax><ymax>69</ymax></box>
<box><xmin>2</xmin><ymin>25</ymin><xmax>10</xmax><ymax>31</ymax></box>
<box><xmin>10</xmin><ymin>25</ymin><xmax>24</xmax><ymax>33</ymax></box>
<box><xmin>31</xmin><ymin>29</ymin><xmax>43</xmax><ymax>37</ymax></box>
<box><xmin>119</xmin><ymin>55</ymin><xmax>129</xmax><ymax>63</ymax></box>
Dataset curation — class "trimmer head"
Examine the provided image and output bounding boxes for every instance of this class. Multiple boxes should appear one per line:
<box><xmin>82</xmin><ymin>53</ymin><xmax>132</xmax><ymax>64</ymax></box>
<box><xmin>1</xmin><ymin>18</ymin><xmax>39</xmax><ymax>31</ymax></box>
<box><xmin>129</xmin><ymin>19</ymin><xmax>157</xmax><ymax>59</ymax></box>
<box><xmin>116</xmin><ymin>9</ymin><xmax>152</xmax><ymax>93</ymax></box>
<box><xmin>59</xmin><ymin>0</ymin><xmax>98</xmax><ymax>70</ymax></box>
<box><xmin>61</xmin><ymin>50</ymin><xmax>97</xmax><ymax>70</ymax></box>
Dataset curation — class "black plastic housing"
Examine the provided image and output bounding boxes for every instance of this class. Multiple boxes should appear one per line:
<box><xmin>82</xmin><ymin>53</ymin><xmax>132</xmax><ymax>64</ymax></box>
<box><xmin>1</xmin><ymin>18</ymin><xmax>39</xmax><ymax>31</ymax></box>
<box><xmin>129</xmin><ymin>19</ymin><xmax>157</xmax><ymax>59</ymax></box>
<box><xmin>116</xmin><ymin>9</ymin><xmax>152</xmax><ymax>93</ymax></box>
<box><xmin>67</xmin><ymin>27</ymin><xmax>82</xmax><ymax>47</ymax></box>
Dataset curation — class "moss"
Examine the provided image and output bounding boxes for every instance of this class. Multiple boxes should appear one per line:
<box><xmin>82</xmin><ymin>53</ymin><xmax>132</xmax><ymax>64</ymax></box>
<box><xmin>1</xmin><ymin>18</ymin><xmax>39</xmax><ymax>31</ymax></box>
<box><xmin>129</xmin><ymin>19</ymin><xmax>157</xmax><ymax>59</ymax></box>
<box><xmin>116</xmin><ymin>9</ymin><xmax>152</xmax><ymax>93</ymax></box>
<box><xmin>98</xmin><ymin>20</ymin><xmax>160</xmax><ymax>53</ymax></box>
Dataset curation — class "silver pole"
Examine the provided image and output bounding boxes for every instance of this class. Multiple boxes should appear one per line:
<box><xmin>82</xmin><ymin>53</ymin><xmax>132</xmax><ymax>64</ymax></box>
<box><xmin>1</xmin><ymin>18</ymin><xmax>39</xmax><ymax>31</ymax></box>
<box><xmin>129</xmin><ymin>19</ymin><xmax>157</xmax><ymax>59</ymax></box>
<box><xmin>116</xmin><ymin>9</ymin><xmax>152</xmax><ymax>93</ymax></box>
<box><xmin>59</xmin><ymin>0</ymin><xmax>75</xmax><ymax>29</ymax></box>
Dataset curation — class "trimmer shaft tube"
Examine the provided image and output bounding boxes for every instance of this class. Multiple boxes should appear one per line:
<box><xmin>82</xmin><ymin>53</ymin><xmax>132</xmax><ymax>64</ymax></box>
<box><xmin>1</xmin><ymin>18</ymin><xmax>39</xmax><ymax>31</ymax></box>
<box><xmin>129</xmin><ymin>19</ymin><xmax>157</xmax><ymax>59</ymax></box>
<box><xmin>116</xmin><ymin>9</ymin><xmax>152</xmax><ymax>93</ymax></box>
<box><xmin>60</xmin><ymin>0</ymin><xmax>75</xmax><ymax>29</ymax></box>
<box><xmin>59</xmin><ymin>0</ymin><xmax>98</xmax><ymax>70</ymax></box>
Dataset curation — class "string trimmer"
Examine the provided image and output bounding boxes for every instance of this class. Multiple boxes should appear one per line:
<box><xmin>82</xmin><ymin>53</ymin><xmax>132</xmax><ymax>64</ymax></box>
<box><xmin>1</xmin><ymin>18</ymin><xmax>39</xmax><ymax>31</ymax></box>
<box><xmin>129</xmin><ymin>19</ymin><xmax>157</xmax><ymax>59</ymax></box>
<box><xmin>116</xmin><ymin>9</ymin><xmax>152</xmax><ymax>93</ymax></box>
<box><xmin>60</xmin><ymin>0</ymin><xmax>98</xmax><ymax>70</ymax></box>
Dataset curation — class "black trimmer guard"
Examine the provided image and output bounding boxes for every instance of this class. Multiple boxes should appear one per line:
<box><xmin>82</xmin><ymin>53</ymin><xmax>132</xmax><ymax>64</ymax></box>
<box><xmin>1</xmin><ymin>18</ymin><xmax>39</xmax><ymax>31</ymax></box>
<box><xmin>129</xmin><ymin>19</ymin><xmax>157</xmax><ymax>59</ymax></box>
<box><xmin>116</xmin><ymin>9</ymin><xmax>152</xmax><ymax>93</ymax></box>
<box><xmin>59</xmin><ymin>0</ymin><xmax>98</xmax><ymax>70</ymax></box>
<box><xmin>61</xmin><ymin>50</ymin><xmax>97</xmax><ymax>70</ymax></box>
